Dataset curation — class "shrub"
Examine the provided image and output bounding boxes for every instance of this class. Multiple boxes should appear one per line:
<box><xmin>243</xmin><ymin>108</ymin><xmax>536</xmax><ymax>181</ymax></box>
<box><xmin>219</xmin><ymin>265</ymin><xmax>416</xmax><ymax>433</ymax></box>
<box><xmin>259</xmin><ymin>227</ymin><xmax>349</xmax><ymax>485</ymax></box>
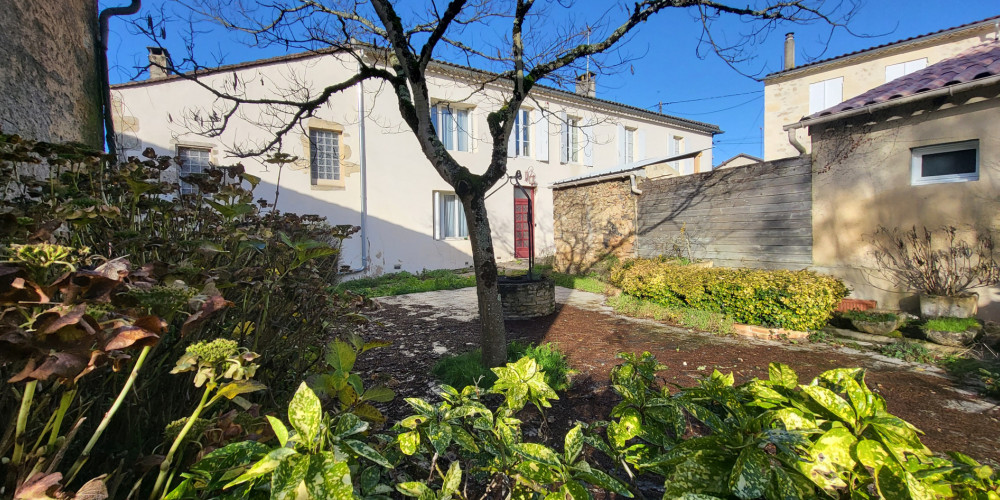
<box><xmin>923</xmin><ymin>317</ymin><xmax>980</xmax><ymax>332</ymax></box>
<box><xmin>432</xmin><ymin>341</ymin><xmax>572</xmax><ymax>391</ymax></box>
<box><xmin>610</xmin><ymin>257</ymin><xmax>848</xmax><ymax>330</ymax></box>
<box><xmin>607</xmin><ymin>293</ymin><xmax>735</xmax><ymax>335</ymax></box>
<box><xmin>870</xmin><ymin>225</ymin><xmax>1000</xmax><ymax>296</ymax></box>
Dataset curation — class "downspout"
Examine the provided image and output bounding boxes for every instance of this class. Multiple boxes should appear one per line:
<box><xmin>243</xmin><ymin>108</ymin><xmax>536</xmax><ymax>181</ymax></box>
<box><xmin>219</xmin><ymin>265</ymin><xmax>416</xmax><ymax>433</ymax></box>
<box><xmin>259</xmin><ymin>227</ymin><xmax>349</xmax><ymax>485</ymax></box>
<box><xmin>787</xmin><ymin>128</ymin><xmax>807</xmax><ymax>155</ymax></box>
<box><xmin>628</xmin><ymin>174</ymin><xmax>642</xmax><ymax>195</ymax></box>
<box><xmin>345</xmin><ymin>80</ymin><xmax>369</xmax><ymax>273</ymax></box>
<box><xmin>98</xmin><ymin>0</ymin><xmax>142</xmax><ymax>157</ymax></box>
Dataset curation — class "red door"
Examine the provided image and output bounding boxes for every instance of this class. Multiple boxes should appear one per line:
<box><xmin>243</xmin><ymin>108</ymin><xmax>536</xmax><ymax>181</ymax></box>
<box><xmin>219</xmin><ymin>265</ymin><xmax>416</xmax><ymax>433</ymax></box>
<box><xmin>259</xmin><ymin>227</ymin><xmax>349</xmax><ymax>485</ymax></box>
<box><xmin>514</xmin><ymin>189</ymin><xmax>534</xmax><ymax>259</ymax></box>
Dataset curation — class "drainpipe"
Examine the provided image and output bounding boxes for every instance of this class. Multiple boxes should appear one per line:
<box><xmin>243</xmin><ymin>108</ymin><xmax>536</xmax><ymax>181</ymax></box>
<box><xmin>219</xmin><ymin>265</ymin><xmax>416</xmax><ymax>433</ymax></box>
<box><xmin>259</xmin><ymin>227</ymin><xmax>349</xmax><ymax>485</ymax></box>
<box><xmin>628</xmin><ymin>174</ymin><xmax>643</xmax><ymax>195</ymax></box>
<box><xmin>345</xmin><ymin>80</ymin><xmax>369</xmax><ymax>274</ymax></box>
<box><xmin>98</xmin><ymin>0</ymin><xmax>142</xmax><ymax>157</ymax></box>
<box><xmin>787</xmin><ymin>128</ymin><xmax>807</xmax><ymax>155</ymax></box>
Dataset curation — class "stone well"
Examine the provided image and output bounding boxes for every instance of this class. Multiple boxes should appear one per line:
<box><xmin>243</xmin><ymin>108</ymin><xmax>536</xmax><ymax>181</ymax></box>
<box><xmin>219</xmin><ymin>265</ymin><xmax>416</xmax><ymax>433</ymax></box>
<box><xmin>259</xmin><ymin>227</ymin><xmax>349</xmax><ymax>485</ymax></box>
<box><xmin>497</xmin><ymin>276</ymin><xmax>556</xmax><ymax>319</ymax></box>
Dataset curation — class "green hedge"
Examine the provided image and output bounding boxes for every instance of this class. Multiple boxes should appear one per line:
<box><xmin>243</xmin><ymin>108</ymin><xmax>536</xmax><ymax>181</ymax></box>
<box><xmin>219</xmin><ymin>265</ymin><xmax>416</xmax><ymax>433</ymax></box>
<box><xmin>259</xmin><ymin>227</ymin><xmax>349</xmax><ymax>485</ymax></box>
<box><xmin>610</xmin><ymin>258</ymin><xmax>848</xmax><ymax>330</ymax></box>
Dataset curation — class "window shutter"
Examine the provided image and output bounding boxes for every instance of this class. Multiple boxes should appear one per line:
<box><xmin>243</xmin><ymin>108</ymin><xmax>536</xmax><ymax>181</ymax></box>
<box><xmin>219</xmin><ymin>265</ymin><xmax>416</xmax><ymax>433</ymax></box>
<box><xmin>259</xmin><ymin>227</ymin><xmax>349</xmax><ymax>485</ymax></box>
<box><xmin>432</xmin><ymin>191</ymin><xmax>441</xmax><ymax>240</ymax></box>
<box><xmin>507</xmin><ymin>125</ymin><xmax>515</xmax><ymax>158</ymax></box>
<box><xmin>885</xmin><ymin>63</ymin><xmax>905</xmax><ymax>82</ymax></box>
<box><xmin>558</xmin><ymin>111</ymin><xmax>568</xmax><ymax>164</ymax></box>
<box><xmin>617</xmin><ymin>124</ymin><xmax>626</xmax><ymax>165</ymax></box>
<box><xmin>536</xmin><ymin>111</ymin><xmax>549</xmax><ymax>162</ymax></box>
<box><xmin>583</xmin><ymin>119</ymin><xmax>594</xmax><ymax>167</ymax></box>
<box><xmin>825</xmin><ymin>78</ymin><xmax>843</xmax><ymax>109</ymax></box>
<box><xmin>431</xmin><ymin>105</ymin><xmax>439</xmax><ymax>137</ymax></box>
<box><xmin>808</xmin><ymin>82</ymin><xmax>825</xmax><ymax>114</ymax></box>
<box><xmin>904</xmin><ymin>58</ymin><xmax>926</xmax><ymax>74</ymax></box>
<box><xmin>637</xmin><ymin>130</ymin><xmax>646</xmax><ymax>160</ymax></box>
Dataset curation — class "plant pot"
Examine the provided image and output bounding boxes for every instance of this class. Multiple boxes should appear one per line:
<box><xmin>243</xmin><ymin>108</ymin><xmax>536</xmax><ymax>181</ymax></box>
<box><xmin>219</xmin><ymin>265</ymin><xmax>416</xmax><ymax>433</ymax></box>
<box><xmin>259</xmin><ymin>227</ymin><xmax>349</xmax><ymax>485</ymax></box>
<box><xmin>924</xmin><ymin>327</ymin><xmax>980</xmax><ymax>347</ymax></box>
<box><xmin>850</xmin><ymin>318</ymin><xmax>900</xmax><ymax>336</ymax></box>
<box><xmin>919</xmin><ymin>293</ymin><xmax>978</xmax><ymax>319</ymax></box>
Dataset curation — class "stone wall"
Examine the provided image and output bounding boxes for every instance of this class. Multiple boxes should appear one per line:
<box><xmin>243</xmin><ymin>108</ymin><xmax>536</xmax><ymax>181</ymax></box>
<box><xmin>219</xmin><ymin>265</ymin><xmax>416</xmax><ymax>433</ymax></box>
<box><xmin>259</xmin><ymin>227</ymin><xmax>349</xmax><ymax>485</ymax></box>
<box><xmin>498</xmin><ymin>277</ymin><xmax>556</xmax><ymax>320</ymax></box>
<box><xmin>552</xmin><ymin>178</ymin><xmax>637</xmax><ymax>273</ymax></box>
<box><xmin>0</xmin><ymin>0</ymin><xmax>103</xmax><ymax>147</ymax></box>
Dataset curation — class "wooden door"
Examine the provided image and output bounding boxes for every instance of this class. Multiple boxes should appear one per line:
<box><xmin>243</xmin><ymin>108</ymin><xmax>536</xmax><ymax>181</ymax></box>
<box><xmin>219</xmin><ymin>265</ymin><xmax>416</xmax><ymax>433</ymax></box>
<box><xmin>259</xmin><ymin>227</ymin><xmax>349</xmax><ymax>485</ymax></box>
<box><xmin>514</xmin><ymin>188</ymin><xmax>534</xmax><ymax>259</ymax></box>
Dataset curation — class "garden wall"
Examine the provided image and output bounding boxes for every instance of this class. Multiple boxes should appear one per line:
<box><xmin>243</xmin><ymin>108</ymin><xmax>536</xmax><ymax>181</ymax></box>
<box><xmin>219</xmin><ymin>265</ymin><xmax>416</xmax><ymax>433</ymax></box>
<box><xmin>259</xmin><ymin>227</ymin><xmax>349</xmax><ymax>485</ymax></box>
<box><xmin>0</xmin><ymin>1</ymin><xmax>103</xmax><ymax>147</ymax></box>
<box><xmin>636</xmin><ymin>156</ymin><xmax>813</xmax><ymax>269</ymax></box>
<box><xmin>553</xmin><ymin>178</ymin><xmax>637</xmax><ymax>273</ymax></box>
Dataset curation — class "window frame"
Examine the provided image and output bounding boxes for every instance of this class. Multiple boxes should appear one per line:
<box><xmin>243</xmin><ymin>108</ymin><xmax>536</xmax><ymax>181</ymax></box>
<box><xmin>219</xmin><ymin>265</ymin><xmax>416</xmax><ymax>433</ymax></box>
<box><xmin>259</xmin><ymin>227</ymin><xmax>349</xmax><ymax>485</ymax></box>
<box><xmin>435</xmin><ymin>192</ymin><xmax>468</xmax><ymax>240</ymax></box>
<box><xmin>309</xmin><ymin>128</ymin><xmax>341</xmax><ymax>185</ymax></box>
<box><xmin>431</xmin><ymin>103</ymin><xmax>472</xmax><ymax>152</ymax></box>
<box><xmin>514</xmin><ymin>109</ymin><xmax>531</xmax><ymax>157</ymax></box>
<box><xmin>565</xmin><ymin>116</ymin><xmax>580</xmax><ymax>163</ymax></box>
<box><xmin>625</xmin><ymin>127</ymin><xmax>636</xmax><ymax>163</ymax></box>
<box><xmin>176</xmin><ymin>145</ymin><xmax>212</xmax><ymax>195</ymax></box>
<box><xmin>910</xmin><ymin>140</ymin><xmax>979</xmax><ymax>186</ymax></box>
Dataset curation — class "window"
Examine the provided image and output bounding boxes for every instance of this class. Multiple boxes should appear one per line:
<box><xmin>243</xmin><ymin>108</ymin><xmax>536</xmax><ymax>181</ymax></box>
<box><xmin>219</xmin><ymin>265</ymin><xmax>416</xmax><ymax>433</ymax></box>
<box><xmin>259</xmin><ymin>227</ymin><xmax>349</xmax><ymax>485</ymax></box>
<box><xmin>808</xmin><ymin>77</ymin><xmax>843</xmax><ymax>114</ymax></box>
<box><xmin>911</xmin><ymin>140</ymin><xmax>978</xmax><ymax>185</ymax></box>
<box><xmin>309</xmin><ymin>128</ymin><xmax>340</xmax><ymax>184</ymax></box>
<box><xmin>625</xmin><ymin>127</ymin><xmax>636</xmax><ymax>163</ymax></box>
<box><xmin>436</xmin><ymin>193</ymin><xmax>468</xmax><ymax>239</ymax></box>
<box><xmin>176</xmin><ymin>146</ymin><xmax>211</xmax><ymax>195</ymax></box>
<box><xmin>564</xmin><ymin>117</ymin><xmax>580</xmax><ymax>163</ymax></box>
<box><xmin>669</xmin><ymin>135</ymin><xmax>686</xmax><ymax>173</ymax></box>
<box><xmin>513</xmin><ymin>109</ymin><xmax>530</xmax><ymax>157</ymax></box>
<box><xmin>886</xmin><ymin>58</ymin><xmax>927</xmax><ymax>82</ymax></box>
<box><xmin>431</xmin><ymin>104</ymin><xmax>470</xmax><ymax>152</ymax></box>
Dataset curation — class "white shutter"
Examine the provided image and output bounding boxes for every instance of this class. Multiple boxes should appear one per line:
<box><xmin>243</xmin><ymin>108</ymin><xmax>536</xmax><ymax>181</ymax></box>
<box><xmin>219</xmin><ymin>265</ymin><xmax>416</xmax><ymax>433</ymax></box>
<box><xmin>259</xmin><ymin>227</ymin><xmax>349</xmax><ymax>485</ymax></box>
<box><xmin>616</xmin><ymin>124</ymin><xmax>626</xmax><ymax>165</ymax></box>
<box><xmin>885</xmin><ymin>62</ymin><xmax>905</xmax><ymax>82</ymax></box>
<box><xmin>637</xmin><ymin>130</ymin><xmax>646</xmax><ymax>160</ymax></box>
<box><xmin>507</xmin><ymin>122</ymin><xmax>515</xmax><ymax>158</ymax></box>
<box><xmin>825</xmin><ymin>77</ymin><xmax>843</xmax><ymax>109</ymax></box>
<box><xmin>558</xmin><ymin>111</ymin><xmax>568</xmax><ymax>164</ymax></box>
<box><xmin>536</xmin><ymin>112</ymin><xmax>549</xmax><ymax>162</ymax></box>
<box><xmin>904</xmin><ymin>58</ymin><xmax>926</xmax><ymax>74</ymax></box>
<box><xmin>808</xmin><ymin>81</ymin><xmax>825</xmax><ymax>114</ymax></box>
<box><xmin>432</xmin><ymin>191</ymin><xmax>441</xmax><ymax>240</ymax></box>
<box><xmin>582</xmin><ymin>119</ymin><xmax>594</xmax><ymax>167</ymax></box>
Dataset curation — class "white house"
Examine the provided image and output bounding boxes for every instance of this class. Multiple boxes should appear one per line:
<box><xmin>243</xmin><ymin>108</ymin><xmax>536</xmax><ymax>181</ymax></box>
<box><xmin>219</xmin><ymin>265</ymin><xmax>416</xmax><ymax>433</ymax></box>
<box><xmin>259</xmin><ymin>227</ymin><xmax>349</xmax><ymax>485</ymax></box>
<box><xmin>112</xmin><ymin>48</ymin><xmax>719</xmax><ymax>275</ymax></box>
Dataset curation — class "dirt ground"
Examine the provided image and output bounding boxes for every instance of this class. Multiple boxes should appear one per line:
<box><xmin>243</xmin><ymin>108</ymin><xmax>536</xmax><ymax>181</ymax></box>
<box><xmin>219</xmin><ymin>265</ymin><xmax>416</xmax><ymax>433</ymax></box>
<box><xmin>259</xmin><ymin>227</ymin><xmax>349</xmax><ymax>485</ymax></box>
<box><xmin>356</xmin><ymin>288</ymin><xmax>1000</xmax><ymax>465</ymax></box>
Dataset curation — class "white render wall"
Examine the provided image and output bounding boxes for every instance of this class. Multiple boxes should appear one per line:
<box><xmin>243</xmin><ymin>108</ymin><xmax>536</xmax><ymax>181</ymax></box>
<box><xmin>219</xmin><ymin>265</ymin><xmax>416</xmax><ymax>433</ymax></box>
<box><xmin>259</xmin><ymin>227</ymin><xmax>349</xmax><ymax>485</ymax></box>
<box><xmin>113</xmin><ymin>52</ymin><xmax>715</xmax><ymax>275</ymax></box>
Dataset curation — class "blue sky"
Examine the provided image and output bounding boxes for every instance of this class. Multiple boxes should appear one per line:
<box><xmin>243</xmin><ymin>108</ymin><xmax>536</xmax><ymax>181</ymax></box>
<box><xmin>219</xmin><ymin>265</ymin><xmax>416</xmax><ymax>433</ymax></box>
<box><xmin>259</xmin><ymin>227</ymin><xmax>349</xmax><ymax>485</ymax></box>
<box><xmin>105</xmin><ymin>1</ymin><xmax>997</xmax><ymax>165</ymax></box>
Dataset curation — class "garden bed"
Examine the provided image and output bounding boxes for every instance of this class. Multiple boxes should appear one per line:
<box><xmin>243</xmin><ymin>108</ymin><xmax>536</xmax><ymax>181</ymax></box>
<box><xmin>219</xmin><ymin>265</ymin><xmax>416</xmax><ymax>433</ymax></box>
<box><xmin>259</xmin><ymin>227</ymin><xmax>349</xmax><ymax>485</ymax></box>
<box><xmin>360</xmin><ymin>288</ymin><xmax>1000</xmax><ymax>465</ymax></box>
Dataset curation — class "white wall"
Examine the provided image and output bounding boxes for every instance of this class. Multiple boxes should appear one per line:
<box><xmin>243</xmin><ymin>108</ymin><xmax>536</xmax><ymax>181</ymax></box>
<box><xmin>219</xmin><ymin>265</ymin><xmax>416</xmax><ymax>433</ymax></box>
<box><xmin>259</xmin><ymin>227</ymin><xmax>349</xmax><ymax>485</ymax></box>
<box><xmin>113</xmin><ymin>52</ymin><xmax>716</xmax><ymax>275</ymax></box>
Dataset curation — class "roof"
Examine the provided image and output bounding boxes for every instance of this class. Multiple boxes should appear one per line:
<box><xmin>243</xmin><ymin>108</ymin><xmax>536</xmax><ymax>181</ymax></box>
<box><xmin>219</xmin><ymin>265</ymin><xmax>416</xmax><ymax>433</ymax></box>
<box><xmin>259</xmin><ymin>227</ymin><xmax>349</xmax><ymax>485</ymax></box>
<box><xmin>766</xmin><ymin>15</ymin><xmax>1000</xmax><ymax>80</ymax></box>
<box><xmin>112</xmin><ymin>46</ymin><xmax>721</xmax><ymax>135</ymax></box>
<box><xmin>716</xmin><ymin>153</ymin><xmax>763</xmax><ymax>167</ymax></box>
<box><xmin>804</xmin><ymin>41</ymin><xmax>1000</xmax><ymax>120</ymax></box>
<box><xmin>551</xmin><ymin>149</ymin><xmax>706</xmax><ymax>187</ymax></box>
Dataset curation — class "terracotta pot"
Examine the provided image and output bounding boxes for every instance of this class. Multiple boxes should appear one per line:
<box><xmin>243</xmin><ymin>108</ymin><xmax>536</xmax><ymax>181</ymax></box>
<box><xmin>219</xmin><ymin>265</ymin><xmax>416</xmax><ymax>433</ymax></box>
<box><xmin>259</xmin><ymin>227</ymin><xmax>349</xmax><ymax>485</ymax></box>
<box><xmin>919</xmin><ymin>293</ymin><xmax>978</xmax><ymax>319</ymax></box>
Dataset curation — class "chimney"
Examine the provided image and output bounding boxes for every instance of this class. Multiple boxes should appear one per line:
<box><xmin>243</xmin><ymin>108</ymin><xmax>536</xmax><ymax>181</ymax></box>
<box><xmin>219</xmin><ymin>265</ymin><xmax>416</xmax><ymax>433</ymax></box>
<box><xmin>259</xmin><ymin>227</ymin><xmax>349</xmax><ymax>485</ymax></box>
<box><xmin>783</xmin><ymin>33</ymin><xmax>795</xmax><ymax>70</ymax></box>
<box><xmin>575</xmin><ymin>72</ymin><xmax>596</xmax><ymax>97</ymax></box>
<box><xmin>148</xmin><ymin>47</ymin><xmax>173</xmax><ymax>80</ymax></box>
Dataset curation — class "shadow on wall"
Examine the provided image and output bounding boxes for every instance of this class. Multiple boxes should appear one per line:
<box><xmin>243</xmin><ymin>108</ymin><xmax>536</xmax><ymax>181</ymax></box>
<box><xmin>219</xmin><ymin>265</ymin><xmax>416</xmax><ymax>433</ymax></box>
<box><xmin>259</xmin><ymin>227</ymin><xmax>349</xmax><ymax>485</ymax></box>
<box><xmin>553</xmin><ymin>178</ymin><xmax>638</xmax><ymax>275</ymax></box>
<box><xmin>130</xmin><ymin>140</ymin><xmax>474</xmax><ymax>277</ymax></box>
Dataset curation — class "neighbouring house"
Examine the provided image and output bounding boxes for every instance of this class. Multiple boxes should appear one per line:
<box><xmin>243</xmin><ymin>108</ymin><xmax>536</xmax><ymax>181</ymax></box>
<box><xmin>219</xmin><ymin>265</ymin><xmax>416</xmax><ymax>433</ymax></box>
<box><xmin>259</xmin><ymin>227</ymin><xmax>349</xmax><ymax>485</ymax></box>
<box><xmin>715</xmin><ymin>153</ymin><xmax>763</xmax><ymax>169</ymax></box>
<box><xmin>793</xmin><ymin>40</ymin><xmax>1000</xmax><ymax>318</ymax></box>
<box><xmin>112</xmin><ymin>48</ymin><xmax>719</xmax><ymax>275</ymax></box>
<box><xmin>0</xmin><ymin>0</ymin><xmax>103</xmax><ymax>148</ymax></box>
<box><xmin>764</xmin><ymin>15</ymin><xmax>1000</xmax><ymax>160</ymax></box>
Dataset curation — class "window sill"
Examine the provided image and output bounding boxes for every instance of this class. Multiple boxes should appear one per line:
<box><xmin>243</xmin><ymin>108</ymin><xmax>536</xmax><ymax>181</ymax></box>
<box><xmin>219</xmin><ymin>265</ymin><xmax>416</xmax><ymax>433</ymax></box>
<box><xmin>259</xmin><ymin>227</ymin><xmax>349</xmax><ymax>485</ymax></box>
<box><xmin>311</xmin><ymin>179</ymin><xmax>345</xmax><ymax>190</ymax></box>
<box><xmin>911</xmin><ymin>175</ymin><xmax>978</xmax><ymax>186</ymax></box>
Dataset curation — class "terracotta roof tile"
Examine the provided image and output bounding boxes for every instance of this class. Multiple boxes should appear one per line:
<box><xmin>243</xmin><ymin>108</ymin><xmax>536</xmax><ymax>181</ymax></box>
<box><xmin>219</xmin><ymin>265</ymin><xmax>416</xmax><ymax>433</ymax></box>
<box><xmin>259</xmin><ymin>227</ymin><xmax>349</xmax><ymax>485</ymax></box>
<box><xmin>808</xmin><ymin>42</ymin><xmax>1000</xmax><ymax>118</ymax></box>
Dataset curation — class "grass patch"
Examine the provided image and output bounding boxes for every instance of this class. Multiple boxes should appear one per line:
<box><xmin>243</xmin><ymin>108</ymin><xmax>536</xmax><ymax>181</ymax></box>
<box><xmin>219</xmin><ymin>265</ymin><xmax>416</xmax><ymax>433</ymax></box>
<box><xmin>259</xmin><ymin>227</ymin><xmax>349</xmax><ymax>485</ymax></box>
<box><xmin>550</xmin><ymin>273</ymin><xmax>607</xmax><ymax>293</ymax></box>
<box><xmin>879</xmin><ymin>341</ymin><xmax>935</xmax><ymax>364</ymax></box>
<box><xmin>607</xmin><ymin>294</ymin><xmax>735</xmax><ymax>335</ymax></box>
<box><xmin>432</xmin><ymin>341</ymin><xmax>573</xmax><ymax>391</ymax></box>
<box><xmin>842</xmin><ymin>310</ymin><xmax>899</xmax><ymax>323</ymax></box>
<box><xmin>337</xmin><ymin>269</ymin><xmax>476</xmax><ymax>297</ymax></box>
<box><xmin>923</xmin><ymin>317</ymin><xmax>980</xmax><ymax>332</ymax></box>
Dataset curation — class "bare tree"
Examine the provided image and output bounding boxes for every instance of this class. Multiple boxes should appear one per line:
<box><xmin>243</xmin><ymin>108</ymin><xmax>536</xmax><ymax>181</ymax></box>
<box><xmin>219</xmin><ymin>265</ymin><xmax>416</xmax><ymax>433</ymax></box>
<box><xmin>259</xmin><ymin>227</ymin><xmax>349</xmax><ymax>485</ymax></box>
<box><xmin>135</xmin><ymin>0</ymin><xmax>855</xmax><ymax>367</ymax></box>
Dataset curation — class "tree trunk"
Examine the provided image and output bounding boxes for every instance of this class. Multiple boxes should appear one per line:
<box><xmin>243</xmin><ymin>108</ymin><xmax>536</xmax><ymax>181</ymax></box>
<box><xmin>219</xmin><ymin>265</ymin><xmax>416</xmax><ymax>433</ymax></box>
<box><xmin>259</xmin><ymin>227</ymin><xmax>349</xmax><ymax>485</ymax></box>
<box><xmin>464</xmin><ymin>193</ymin><xmax>507</xmax><ymax>367</ymax></box>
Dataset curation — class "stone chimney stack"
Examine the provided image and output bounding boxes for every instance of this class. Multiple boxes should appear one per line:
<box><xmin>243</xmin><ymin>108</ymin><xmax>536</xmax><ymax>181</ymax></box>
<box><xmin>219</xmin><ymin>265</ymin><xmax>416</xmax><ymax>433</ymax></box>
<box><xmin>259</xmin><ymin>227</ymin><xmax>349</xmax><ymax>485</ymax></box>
<box><xmin>148</xmin><ymin>47</ymin><xmax>173</xmax><ymax>80</ymax></box>
<box><xmin>784</xmin><ymin>33</ymin><xmax>795</xmax><ymax>70</ymax></box>
<box><xmin>575</xmin><ymin>72</ymin><xmax>596</xmax><ymax>97</ymax></box>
